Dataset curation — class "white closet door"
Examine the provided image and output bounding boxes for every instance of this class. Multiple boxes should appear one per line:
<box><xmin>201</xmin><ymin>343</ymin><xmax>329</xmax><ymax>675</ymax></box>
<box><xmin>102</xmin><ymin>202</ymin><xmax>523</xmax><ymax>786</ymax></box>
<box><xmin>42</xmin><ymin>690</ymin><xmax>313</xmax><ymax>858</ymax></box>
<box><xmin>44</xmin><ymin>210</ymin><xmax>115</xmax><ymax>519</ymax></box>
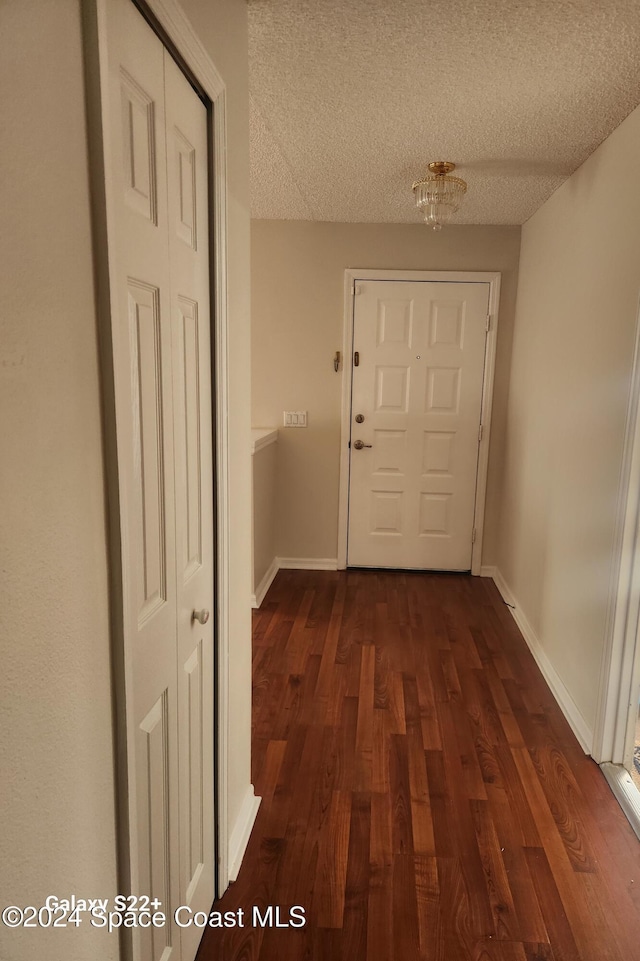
<box><xmin>106</xmin><ymin>2</ymin><xmax>215</xmax><ymax>959</ymax></box>
<box><xmin>164</xmin><ymin>50</ymin><xmax>215</xmax><ymax>960</ymax></box>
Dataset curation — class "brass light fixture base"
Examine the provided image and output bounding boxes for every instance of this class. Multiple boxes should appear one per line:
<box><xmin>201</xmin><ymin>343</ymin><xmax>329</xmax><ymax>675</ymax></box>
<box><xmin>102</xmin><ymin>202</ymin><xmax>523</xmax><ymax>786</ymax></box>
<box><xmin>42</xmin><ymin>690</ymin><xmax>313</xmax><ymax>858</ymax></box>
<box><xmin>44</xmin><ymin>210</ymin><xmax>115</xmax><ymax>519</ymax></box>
<box><xmin>428</xmin><ymin>161</ymin><xmax>456</xmax><ymax>175</ymax></box>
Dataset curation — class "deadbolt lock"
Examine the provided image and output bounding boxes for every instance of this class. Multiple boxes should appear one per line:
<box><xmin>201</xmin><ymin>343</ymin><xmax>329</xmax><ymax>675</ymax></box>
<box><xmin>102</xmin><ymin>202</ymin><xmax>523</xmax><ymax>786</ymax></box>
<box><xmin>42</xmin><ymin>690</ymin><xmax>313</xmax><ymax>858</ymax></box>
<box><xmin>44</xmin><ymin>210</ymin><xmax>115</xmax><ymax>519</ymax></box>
<box><xmin>355</xmin><ymin>414</ymin><xmax>364</xmax><ymax>423</ymax></box>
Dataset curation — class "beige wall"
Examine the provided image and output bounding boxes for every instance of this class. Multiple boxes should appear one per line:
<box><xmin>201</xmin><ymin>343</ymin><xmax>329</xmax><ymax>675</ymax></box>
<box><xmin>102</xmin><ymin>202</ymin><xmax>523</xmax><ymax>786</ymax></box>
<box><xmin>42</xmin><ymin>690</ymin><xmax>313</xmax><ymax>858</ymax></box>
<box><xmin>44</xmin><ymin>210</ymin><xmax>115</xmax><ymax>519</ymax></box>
<box><xmin>498</xmin><ymin>103</ymin><xmax>640</xmax><ymax>738</ymax></box>
<box><xmin>251</xmin><ymin>221</ymin><xmax>521</xmax><ymax>563</ymax></box>
<box><xmin>0</xmin><ymin>3</ymin><xmax>118</xmax><ymax>959</ymax></box>
<box><xmin>0</xmin><ymin>1</ymin><xmax>252</xmax><ymax>957</ymax></box>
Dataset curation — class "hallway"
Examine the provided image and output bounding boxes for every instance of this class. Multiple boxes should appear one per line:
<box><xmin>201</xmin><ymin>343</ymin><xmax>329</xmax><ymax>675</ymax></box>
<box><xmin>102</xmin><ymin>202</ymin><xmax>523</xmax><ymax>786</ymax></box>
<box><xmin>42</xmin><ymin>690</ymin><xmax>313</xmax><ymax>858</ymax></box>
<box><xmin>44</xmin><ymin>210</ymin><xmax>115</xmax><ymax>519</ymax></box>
<box><xmin>198</xmin><ymin>570</ymin><xmax>640</xmax><ymax>961</ymax></box>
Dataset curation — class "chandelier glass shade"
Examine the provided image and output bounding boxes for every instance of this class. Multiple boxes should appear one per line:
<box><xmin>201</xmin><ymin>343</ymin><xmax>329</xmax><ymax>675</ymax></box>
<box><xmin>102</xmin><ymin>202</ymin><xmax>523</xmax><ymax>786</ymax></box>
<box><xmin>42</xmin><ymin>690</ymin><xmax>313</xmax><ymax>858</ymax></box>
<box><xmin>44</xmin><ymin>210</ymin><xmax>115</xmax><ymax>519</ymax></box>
<box><xmin>412</xmin><ymin>161</ymin><xmax>467</xmax><ymax>230</ymax></box>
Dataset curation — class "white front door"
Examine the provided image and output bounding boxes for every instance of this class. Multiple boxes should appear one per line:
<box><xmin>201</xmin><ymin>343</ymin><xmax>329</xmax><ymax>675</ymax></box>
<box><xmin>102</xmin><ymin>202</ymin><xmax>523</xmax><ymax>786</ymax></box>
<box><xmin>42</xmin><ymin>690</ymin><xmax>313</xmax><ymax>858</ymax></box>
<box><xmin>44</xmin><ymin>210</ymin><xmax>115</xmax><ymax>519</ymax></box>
<box><xmin>105</xmin><ymin>2</ymin><xmax>215</xmax><ymax>959</ymax></box>
<box><xmin>347</xmin><ymin>280</ymin><xmax>490</xmax><ymax>570</ymax></box>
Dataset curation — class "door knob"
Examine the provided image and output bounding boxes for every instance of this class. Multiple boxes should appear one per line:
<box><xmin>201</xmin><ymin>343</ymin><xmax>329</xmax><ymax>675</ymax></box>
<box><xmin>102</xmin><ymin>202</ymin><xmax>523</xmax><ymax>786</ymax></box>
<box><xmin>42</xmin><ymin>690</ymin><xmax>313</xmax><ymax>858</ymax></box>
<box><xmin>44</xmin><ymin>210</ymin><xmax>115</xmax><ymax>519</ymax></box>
<box><xmin>353</xmin><ymin>439</ymin><xmax>372</xmax><ymax>450</ymax></box>
<box><xmin>192</xmin><ymin>609</ymin><xmax>210</xmax><ymax>625</ymax></box>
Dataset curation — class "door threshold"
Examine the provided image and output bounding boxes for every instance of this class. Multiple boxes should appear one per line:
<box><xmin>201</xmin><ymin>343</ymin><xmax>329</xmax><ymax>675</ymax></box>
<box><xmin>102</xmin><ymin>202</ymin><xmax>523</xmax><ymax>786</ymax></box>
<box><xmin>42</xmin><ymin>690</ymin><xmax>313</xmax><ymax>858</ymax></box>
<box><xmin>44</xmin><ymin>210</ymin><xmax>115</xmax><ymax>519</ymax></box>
<box><xmin>600</xmin><ymin>762</ymin><xmax>640</xmax><ymax>840</ymax></box>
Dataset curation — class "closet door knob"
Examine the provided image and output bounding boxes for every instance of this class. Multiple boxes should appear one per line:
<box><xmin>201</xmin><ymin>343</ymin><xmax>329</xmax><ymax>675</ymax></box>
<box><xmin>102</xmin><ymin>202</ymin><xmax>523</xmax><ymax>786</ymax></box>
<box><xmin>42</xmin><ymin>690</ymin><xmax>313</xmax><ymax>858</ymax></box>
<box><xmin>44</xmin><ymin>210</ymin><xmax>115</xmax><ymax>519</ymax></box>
<box><xmin>192</xmin><ymin>609</ymin><xmax>210</xmax><ymax>625</ymax></box>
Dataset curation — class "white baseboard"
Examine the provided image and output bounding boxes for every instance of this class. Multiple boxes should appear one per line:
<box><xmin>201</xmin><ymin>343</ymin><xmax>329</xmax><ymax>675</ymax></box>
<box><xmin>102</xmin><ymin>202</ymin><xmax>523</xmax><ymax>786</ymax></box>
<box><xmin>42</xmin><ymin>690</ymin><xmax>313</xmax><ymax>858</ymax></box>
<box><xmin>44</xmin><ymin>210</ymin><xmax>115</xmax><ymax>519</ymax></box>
<box><xmin>228</xmin><ymin>786</ymin><xmax>261</xmax><ymax>883</ymax></box>
<box><xmin>479</xmin><ymin>564</ymin><xmax>497</xmax><ymax>578</ymax></box>
<box><xmin>491</xmin><ymin>568</ymin><xmax>593</xmax><ymax>754</ymax></box>
<box><xmin>491</xmin><ymin>567</ymin><xmax>517</xmax><ymax>608</ymax></box>
<box><xmin>278</xmin><ymin>557</ymin><xmax>338</xmax><ymax>571</ymax></box>
<box><xmin>252</xmin><ymin>556</ymin><xmax>279</xmax><ymax>609</ymax></box>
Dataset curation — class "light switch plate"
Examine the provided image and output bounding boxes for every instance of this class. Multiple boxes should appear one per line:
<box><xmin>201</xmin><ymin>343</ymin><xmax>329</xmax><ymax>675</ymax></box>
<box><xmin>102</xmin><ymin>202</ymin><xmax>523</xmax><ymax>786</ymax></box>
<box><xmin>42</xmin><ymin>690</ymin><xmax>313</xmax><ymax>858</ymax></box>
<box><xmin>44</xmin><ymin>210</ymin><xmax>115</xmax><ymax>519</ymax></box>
<box><xmin>283</xmin><ymin>410</ymin><xmax>307</xmax><ymax>427</ymax></box>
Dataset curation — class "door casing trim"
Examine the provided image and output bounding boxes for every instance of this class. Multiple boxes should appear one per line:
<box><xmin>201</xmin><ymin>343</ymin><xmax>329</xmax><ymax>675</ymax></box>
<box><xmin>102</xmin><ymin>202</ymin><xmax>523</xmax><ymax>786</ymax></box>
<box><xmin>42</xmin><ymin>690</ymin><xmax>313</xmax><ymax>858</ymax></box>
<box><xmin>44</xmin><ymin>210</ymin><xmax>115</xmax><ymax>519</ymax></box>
<box><xmin>84</xmin><ymin>0</ymin><xmax>232</xmax><ymax>914</ymax></box>
<box><xmin>337</xmin><ymin>268</ymin><xmax>501</xmax><ymax>574</ymax></box>
<box><xmin>593</xmin><ymin>293</ymin><xmax>640</xmax><ymax>766</ymax></box>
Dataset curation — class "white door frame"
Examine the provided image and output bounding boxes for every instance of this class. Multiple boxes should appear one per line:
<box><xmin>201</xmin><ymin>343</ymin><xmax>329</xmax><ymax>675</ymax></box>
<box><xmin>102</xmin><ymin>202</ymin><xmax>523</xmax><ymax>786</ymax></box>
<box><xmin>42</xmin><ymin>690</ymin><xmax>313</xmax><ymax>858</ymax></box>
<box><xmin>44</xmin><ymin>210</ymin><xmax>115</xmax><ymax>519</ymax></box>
<box><xmin>592</xmin><ymin>295</ymin><xmax>640</xmax><ymax>837</ymax></box>
<box><xmin>337</xmin><ymin>269</ymin><xmax>501</xmax><ymax>574</ymax></box>
<box><xmin>593</xmin><ymin>295</ymin><xmax>640</xmax><ymax>766</ymax></box>
<box><xmin>84</xmin><ymin>0</ymin><xmax>232</xmax><ymax>899</ymax></box>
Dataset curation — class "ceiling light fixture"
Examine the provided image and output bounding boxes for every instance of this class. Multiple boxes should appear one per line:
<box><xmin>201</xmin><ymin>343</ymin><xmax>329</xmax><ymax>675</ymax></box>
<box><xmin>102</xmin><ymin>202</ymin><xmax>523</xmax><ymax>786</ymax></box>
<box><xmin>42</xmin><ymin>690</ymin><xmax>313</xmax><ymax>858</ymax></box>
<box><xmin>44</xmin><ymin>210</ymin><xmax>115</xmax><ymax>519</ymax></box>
<box><xmin>412</xmin><ymin>161</ymin><xmax>467</xmax><ymax>230</ymax></box>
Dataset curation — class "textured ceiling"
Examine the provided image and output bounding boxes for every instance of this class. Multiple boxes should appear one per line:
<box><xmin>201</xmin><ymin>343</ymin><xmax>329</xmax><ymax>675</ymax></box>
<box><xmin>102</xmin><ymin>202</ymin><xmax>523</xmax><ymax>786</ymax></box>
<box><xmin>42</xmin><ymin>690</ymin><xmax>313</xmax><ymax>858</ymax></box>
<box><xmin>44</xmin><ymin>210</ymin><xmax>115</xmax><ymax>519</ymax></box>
<box><xmin>248</xmin><ymin>0</ymin><xmax>640</xmax><ymax>225</ymax></box>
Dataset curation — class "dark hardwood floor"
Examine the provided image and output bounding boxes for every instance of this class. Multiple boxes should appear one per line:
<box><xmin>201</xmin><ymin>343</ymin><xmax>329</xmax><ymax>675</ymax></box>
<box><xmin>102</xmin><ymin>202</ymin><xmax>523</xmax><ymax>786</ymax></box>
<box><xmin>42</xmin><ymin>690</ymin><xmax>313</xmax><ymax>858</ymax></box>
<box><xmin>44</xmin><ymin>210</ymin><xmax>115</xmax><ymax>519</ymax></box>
<box><xmin>197</xmin><ymin>570</ymin><xmax>640</xmax><ymax>961</ymax></box>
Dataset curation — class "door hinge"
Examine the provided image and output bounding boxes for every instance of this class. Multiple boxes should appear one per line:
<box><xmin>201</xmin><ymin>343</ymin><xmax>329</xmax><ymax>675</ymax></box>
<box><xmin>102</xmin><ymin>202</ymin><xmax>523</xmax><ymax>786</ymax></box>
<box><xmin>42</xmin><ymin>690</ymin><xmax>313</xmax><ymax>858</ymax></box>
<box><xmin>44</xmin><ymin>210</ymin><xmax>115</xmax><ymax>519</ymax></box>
<box><xmin>353</xmin><ymin>284</ymin><xmax>362</xmax><ymax>296</ymax></box>
<box><xmin>486</xmin><ymin>314</ymin><xmax>491</xmax><ymax>332</ymax></box>
<box><xmin>472</xmin><ymin>528</ymin><xmax>477</xmax><ymax>544</ymax></box>
<box><xmin>478</xmin><ymin>424</ymin><xmax>484</xmax><ymax>443</ymax></box>
<box><xmin>354</xmin><ymin>350</ymin><xmax>360</xmax><ymax>366</ymax></box>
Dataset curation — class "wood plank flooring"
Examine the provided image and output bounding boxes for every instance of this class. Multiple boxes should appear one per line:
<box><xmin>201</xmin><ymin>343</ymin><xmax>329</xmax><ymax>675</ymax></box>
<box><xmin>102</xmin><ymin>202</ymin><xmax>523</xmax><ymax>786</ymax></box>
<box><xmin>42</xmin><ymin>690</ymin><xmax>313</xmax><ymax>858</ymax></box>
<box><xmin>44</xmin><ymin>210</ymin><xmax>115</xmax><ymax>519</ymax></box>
<box><xmin>197</xmin><ymin>570</ymin><xmax>640</xmax><ymax>961</ymax></box>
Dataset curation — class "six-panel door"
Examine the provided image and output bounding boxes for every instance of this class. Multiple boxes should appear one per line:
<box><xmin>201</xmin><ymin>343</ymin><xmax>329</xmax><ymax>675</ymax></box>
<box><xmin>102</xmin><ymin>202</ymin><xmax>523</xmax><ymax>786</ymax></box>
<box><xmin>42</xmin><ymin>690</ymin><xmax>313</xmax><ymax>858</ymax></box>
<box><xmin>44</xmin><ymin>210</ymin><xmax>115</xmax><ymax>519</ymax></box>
<box><xmin>348</xmin><ymin>280</ymin><xmax>490</xmax><ymax>570</ymax></box>
<box><xmin>107</xmin><ymin>2</ymin><xmax>215</xmax><ymax>959</ymax></box>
